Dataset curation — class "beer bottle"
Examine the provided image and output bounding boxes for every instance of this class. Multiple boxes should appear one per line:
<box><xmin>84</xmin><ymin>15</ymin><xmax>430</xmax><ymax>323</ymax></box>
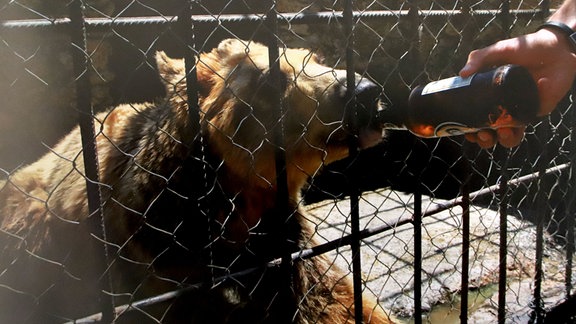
<box><xmin>377</xmin><ymin>65</ymin><xmax>540</xmax><ymax>138</ymax></box>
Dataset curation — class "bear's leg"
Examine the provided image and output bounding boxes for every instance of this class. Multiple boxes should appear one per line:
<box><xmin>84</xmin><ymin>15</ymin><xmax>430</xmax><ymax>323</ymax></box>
<box><xmin>299</xmin><ymin>255</ymin><xmax>395</xmax><ymax>324</ymax></box>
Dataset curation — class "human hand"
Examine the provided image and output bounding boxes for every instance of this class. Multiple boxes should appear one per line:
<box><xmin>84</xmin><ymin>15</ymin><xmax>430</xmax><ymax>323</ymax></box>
<box><xmin>460</xmin><ymin>28</ymin><xmax>576</xmax><ymax>148</ymax></box>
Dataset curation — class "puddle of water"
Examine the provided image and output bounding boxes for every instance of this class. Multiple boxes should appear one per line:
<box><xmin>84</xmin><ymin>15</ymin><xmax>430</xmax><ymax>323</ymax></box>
<box><xmin>401</xmin><ymin>284</ymin><xmax>499</xmax><ymax>324</ymax></box>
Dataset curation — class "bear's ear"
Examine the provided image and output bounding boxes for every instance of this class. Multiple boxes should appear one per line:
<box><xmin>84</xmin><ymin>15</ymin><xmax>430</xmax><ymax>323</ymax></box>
<box><xmin>155</xmin><ymin>51</ymin><xmax>186</xmax><ymax>88</ymax></box>
<box><xmin>214</xmin><ymin>38</ymin><xmax>257</xmax><ymax>68</ymax></box>
<box><xmin>216</xmin><ymin>38</ymin><xmax>248</xmax><ymax>57</ymax></box>
<box><xmin>157</xmin><ymin>50</ymin><xmax>221</xmax><ymax>99</ymax></box>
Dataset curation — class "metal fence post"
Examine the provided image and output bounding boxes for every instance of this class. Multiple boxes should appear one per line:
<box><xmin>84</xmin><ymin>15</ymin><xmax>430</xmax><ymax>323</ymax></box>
<box><xmin>531</xmin><ymin>125</ymin><xmax>552</xmax><ymax>324</ymax></box>
<box><xmin>566</xmin><ymin>86</ymin><xmax>576</xmax><ymax>299</ymax></box>
<box><xmin>68</xmin><ymin>0</ymin><xmax>114</xmax><ymax>321</ymax></box>
<box><xmin>460</xmin><ymin>167</ymin><xmax>471</xmax><ymax>324</ymax></box>
<box><xmin>264</xmin><ymin>1</ymin><xmax>297</xmax><ymax>321</ymax></box>
<box><xmin>177</xmin><ymin>1</ymin><xmax>201</xmax><ymax>136</ymax></box>
<box><xmin>414</xmin><ymin>191</ymin><xmax>423</xmax><ymax>324</ymax></box>
<box><xmin>497</xmin><ymin>2</ymin><xmax>511</xmax><ymax>323</ymax></box>
<box><xmin>342</xmin><ymin>0</ymin><xmax>366</xmax><ymax>322</ymax></box>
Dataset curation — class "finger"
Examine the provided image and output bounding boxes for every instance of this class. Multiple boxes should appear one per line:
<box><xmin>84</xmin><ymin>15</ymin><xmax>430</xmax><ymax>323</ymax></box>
<box><xmin>460</xmin><ymin>38</ymin><xmax>523</xmax><ymax>77</ymax></box>
<box><xmin>464</xmin><ymin>133</ymin><xmax>478</xmax><ymax>144</ymax></box>
<box><xmin>460</xmin><ymin>48</ymin><xmax>502</xmax><ymax>77</ymax></box>
<box><xmin>496</xmin><ymin>127</ymin><xmax>525</xmax><ymax>148</ymax></box>
<box><xmin>475</xmin><ymin>129</ymin><xmax>498</xmax><ymax>149</ymax></box>
<box><xmin>459</xmin><ymin>50</ymin><xmax>485</xmax><ymax>77</ymax></box>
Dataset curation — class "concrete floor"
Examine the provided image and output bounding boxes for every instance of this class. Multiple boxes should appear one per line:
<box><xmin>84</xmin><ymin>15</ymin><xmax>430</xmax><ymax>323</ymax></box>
<box><xmin>305</xmin><ymin>188</ymin><xmax>571</xmax><ymax>323</ymax></box>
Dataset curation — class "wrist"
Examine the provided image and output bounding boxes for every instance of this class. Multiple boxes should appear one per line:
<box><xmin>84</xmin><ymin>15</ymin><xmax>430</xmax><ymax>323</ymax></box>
<box><xmin>537</xmin><ymin>21</ymin><xmax>576</xmax><ymax>53</ymax></box>
<box><xmin>549</xmin><ymin>0</ymin><xmax>576</xmax><ymax>30</ymax></box>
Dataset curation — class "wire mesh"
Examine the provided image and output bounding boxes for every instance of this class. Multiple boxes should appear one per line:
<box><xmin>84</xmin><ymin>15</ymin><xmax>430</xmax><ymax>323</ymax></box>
<box><xmin>0</xmin><ymin>0</ymin><xmax>574</xmax><ymax>323</ymax></box>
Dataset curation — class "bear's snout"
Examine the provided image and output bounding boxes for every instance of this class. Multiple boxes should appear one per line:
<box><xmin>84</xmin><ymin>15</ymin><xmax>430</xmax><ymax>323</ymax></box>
<box><xmin>330</xmin><ymin>75</ymin><xmax>383</xmax><ymax>148</ymax></box>
<box><xmin>353</xmin><ymin>78</ymin><xmax>381</xmax><ymax>127</ymax></box>
<box><xmin>332</xmin><ymin>76</ymin><xmax>381</xmax><ymax>125</ymax></box>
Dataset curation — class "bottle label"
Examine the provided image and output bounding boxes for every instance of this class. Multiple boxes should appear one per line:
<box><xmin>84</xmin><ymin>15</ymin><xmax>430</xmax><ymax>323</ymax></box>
<box><xmin>421</xmin><ymin>75</ymin><xmax>473</xmax><ymax>95</ymax></box>
<box><xmin>434</xmin><ymin>122</ymin><xmax>478</xmax><ymax>137</ymax></box>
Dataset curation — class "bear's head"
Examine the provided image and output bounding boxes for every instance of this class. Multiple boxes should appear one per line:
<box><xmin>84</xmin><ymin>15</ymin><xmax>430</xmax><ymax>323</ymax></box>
<box><xmin>156</xmin><ymin>39</ymin><xmax>383</xmax><ymax>197</ymax></box>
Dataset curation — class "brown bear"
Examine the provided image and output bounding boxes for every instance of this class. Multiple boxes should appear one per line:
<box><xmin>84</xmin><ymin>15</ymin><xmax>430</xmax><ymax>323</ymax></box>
<box><xmin>0</xmin><ymin>38</ymin><xmax>392</xmax><ymax>323</ymax></box>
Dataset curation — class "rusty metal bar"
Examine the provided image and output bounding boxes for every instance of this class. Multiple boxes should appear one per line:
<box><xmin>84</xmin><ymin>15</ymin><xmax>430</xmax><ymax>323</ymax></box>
<box><xmin>460</xmin><ymin>170</ymin><xmax>471</xmax><ymax>324</ymax></box>
<box><xmin>533</xmin><ymin>196</ymin><xmax>545</xmax><ymax>323</ymax></box>
<box><xmin>264</xmin><ymin>1</ymin><xmax>298</xmax><ymax>321</ymax></box>
<box><xmin>403</xmin><ymin>0</ymin><xmax>424</xmax><ymax>321</ymax></box>
<box><xmin>541</xmin><ymin>0</ymin><xmax>551</xmax><ymax>17</ymax></box>
<box><xmin>497</xmin><ymin>2</ymin><xmax>511</xmax><ymax>323</ymax></box>
<box><xmin>500</xmin><ymin>0</ymin><xmax>511</xmax><ymax>38</ymax></box>
<box><xmin>460</xmin><ymin>191</ymin><xmax>471</xmax><ymax>324</ymax></box>
<box><xmin>460</xmin><ymin>149</ymin><xmax>472</xmax><ymax>324</ymax></box>
<box><xmin>413</xmin><ymin>191</ymin><xmax>423</xmax><ymax>324</ymax></box>
<box><xmin>341</xmin><ymin>0</ymin><xmax>365</xmax><ymax>322</ymax></box>
<box><xmin>498</xmin><ymin>153</ymin><xmax>510</xmax><ymax>324</ymax></box>
<box><xmin>532</xmin><ymin>125</ymin><xmax>553</xmax><ymax>324</ymax></box>
<box><xmin>458</xmin><ymin>2</ymin><xmax>474</xmax><ymax>320</ymax></box>
<box><xmin>0</xmin><ymin>9</ymin><xmax>550</xmax><ymax>31</ymax></box>
<box><xmin>265</xmin><ymin>3</ymin><xmax>288</xmax><ymax>221</ymax></box>
<box><xmin>67</xmin><ymin>0</ymin><xmax>114</xmax><ymax>322</ymax></box>
<box><xmin>177</xmin><ymin>1</ymin><xmax>201</xmax><ymax>137</ymax></box>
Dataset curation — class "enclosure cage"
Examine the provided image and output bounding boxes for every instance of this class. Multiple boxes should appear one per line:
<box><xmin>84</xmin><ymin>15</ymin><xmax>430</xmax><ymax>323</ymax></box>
<box><xmin>0</xmin><ymin>0</ymin><xmax>575</xmax><ymax>323</ymax></box>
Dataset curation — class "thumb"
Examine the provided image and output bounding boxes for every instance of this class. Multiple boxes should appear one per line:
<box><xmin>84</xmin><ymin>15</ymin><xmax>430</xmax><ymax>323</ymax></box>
<box><xmin>459</xmin><ymin>62</ymin><xmax>477</xmax><ymax>78</ymax></box>
<box><xmin>459</xmin><ymin>49</ymin><xmax>490</xmax><ymax>78</ymax></box>
<box><xmin>460</xmin><ymin>40</ymin><xmax>516</xmax><ymax>77</ymax></box>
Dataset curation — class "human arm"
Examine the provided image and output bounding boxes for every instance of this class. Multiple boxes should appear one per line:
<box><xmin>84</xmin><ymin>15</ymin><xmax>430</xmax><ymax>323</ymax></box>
<box><xmin>460</xmin><ymin>0</ymin><xmax>576</xmax><ymax>148</ymax></box>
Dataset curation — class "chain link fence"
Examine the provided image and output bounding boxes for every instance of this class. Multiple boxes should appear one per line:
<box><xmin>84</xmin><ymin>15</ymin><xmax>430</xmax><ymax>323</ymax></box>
<box><xmin>0</xmin><ymin>0</ymin><xmax>574</xmax><ymax>323</ymax></box>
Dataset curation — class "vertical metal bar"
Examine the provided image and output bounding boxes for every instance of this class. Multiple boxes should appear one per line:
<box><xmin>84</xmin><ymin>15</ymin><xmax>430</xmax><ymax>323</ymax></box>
<box><xmin>265</xmin><ymin>1</ymin><xmax>295</xmax><ymax>321</ymax></box>
<box><xmin>500</xmin><ymin>0</ymin><xmax>511</xmax><ymax>38</ymax></box>
<box><xmin>178</xmin><ymin>1</ymin><xmax>201</xmax><ymax>135</ymax></box>
<box><xmin>350</xmin><ymin>189</ymin><xmax>363</xmax><ymax>323</ymax></box>
<box><xmin>68</xmin><ymin>0</ymin><xmax>114</xmax><ymax>322</ymax></box>
<box><xmin>343</xmin><ymin>1</ymin><xmax>364</xmax><ymax>322</ymax></box>
<box><xmin>451</xmin><ymin>49</ymin><xmax>482</xmax><ymax>324</ymax></box>
<box><xmin>532</xmin><ymin>125</ymin><xmax>551</xmax><ymax>324</ymax></box>
<box><xmin>460</xmin><ymin>183</ymin><xmax>470</xmax><ymax>324</ymax></box>
<box><xmin>265</xmin><ymin>3</ymin><xmax>287</xmax><ymax>208</ymax></box>
<box><xmin>496</xmin><ymin>4</ymin><xmax>511</xmax><ymax>322</ymax></box>
<box><xmin>533</xmin><ymin>195</ymin><xmax>545</xmax><ymax>324</ymax></box>
<box><xmin>565</xmin><ymin>85</ymin><xmax>576</xmax><ymax>299</ymax></box>
<box><xmin>541</xmin><ymin>0</ymin><xmax>551</xmax><ymax>18</ymax></box>
<box><xmin>403</xmin><ymin>1</ymin><xmax>422</xmax><ymax>322</ymax></box>
<box><xmin>404</xmin><ymin>0</ymin><xmax>422</xmax><ymax>84</ymax></box>
<box><xmin>456</xmin><ymin>2</ymin><xmax>475</xmax><ymax>321</ymax></box>
<box><xmin>567</xmin><ymin>180</ymin><xmax>575</xmax><ymax>296</ymax></box>
<box><xmin>498</xmin><ymin>153</ymin><xmax>510</xmax><ymax>324</ymax></box>
<box><xmin>413</xmin><ymin>191</ymin><xmax>423</xmax><ymax>324</ymax></box>
<box><xmin>178</xmin><ymin>0</ymin><xmax>212</xmax><ymax>288</ymax></box>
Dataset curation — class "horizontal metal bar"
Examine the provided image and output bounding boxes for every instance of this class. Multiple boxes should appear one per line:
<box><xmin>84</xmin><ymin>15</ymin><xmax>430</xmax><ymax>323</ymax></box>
<box><xmin>293</xmin><ymin>162</ymin><xmax>572</xmax><ymax>263</ymax></box>
<box><xmin>66</xmin><ymin>265</ymin><xmax>265</xmax><ymax>323</ymax></box>
<box><xmin>1</xmin><ymin>9</ymin><xmax>545</xmax><ymax>30</ymax></box>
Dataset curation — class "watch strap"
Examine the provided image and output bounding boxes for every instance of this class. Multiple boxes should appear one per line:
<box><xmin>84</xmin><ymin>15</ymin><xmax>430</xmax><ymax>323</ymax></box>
<box><xmin>537</xmin><ymin>21</ymin><xmax>576</xmax><ymax>52</ymax></box>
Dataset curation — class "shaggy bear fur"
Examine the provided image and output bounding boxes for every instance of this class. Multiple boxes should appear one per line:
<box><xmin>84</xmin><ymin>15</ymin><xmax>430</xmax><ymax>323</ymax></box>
<box><xmin>0</xmin><ymin>39</ymin><xmax>392</xmax><ymax>323</ymax></box>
